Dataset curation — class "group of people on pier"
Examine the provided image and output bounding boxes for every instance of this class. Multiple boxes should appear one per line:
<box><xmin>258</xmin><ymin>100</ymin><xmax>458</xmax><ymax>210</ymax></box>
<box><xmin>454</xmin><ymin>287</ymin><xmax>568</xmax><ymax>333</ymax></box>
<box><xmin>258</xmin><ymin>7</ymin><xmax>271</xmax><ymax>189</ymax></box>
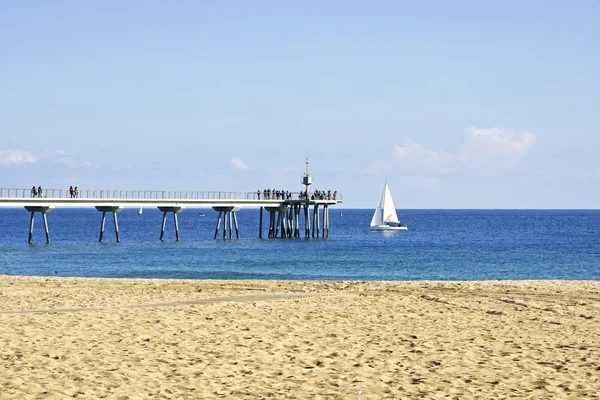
<box><xmin>258</xmin><ymin>189</ymin><xmax>293</xmax><ymax>200</ymax></box>
<box><xmin>301</xmin><ymin>189</ymin><xmax>337</xmax><ymax>201</ymax></box>
<box><xmin>69</xmin><ymin>186</ymin><xmax>79</xmax><ymax>198</ymax></box>
<box><xmin>30</xmin><ymin>185</ymin><xmax>81</xmax><ymax>198</ymax></box>
<box><xmin>31</xmin><ymin>185</ymin><xmax>43</xmax><ymax>198</ymax></box>
<box><xmin>257</xmin><ymin>189</ymin><xmax>337</xmax><ymax>201</ymax></box>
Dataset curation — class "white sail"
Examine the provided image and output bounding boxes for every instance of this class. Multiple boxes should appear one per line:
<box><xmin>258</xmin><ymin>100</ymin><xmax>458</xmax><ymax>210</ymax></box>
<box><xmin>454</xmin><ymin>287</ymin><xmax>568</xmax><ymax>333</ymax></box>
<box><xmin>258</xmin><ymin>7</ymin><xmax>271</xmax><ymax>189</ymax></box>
<box><xmin>381</xmin><ymin>184</ymin><xmax>399</xmax><ymax>224</ymax></box>
<box><xmin>370</xmin><ymin>186</ymin><xmax>386</xmax><ymax>227</ymax></box>
<box><xmin>370</xmin><ymin>181</ymin><xmax>403</xmax><ymax>230</ymax></box>
<box><xmin>138</xmin><ymin>207</ymin><xmax>143</xmax><ymax>215</ymax></box>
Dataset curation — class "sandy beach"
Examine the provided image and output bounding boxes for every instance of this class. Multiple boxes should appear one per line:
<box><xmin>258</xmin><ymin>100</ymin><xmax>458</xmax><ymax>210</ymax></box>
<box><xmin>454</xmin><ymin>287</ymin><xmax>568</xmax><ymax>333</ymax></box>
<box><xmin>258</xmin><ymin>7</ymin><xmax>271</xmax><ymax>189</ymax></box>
<box><xmin>1</xmin><ymin>276</ymin><xmax>599</xmax><ymax>399</ymax></box>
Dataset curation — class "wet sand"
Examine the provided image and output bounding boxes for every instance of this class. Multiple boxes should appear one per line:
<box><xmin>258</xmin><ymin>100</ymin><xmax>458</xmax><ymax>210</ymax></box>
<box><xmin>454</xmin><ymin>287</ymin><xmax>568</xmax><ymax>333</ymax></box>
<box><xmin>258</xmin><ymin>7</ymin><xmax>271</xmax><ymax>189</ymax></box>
<box><xmin>1</xmin><ymin>276</ymin><xmax>599</xmax><ymax>399</ymax></box>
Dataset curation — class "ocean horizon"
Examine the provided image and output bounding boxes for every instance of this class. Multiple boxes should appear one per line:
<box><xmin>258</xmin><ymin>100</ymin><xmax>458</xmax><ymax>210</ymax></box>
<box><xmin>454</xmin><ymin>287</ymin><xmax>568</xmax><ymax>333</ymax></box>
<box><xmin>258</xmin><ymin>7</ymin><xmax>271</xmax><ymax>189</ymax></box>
<box><xmin>0</xmin><ymin>208</ymin><xmax>598</xmax><ymax>281</ymax></box>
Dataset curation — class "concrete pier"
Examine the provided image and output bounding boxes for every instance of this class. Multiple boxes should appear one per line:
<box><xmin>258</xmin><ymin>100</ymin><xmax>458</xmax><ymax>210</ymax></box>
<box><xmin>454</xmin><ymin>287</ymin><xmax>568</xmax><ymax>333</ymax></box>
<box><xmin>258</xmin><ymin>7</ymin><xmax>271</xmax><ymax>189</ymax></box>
<box><xmin>24</xmin><ymin>206</ymin><xmax>54</xmax><ymax>243</ymax></box>
<box><xmin>212</xmin><ymin>206</ymin><xmax>241</xmax><ymax>240</ymax></box>
<box><xmin>96</xmin><ymin>206</ymin><xmax>123</xmax><ymax>242</ymax></box>
<box><xmin>2</xmin><ymin>186</ymin><xmax>342</xmax><ymax>243</ymax></box>
<box><xmin>158</xmin><ymin>207</ymin><xmax>184</xmax><ymax>241</ymax></box>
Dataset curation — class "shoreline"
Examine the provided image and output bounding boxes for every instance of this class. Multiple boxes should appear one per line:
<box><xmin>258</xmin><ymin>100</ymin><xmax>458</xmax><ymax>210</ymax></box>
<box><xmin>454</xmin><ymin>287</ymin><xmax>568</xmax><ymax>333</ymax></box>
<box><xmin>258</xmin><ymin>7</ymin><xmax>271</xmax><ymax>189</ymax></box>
<box><xmin>1</xmin><ymin>275</ymin><xmax>599</xmax><ymax>398</ymax></box>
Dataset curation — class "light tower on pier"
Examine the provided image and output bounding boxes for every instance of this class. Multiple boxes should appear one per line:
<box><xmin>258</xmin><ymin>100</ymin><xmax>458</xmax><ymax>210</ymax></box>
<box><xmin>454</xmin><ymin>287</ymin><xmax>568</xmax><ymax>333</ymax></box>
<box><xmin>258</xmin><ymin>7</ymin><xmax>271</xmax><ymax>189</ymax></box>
<box><xmin>301</xmin><ymin>157</ymin><xmax>312</xmax><ymax>197</ymax></box>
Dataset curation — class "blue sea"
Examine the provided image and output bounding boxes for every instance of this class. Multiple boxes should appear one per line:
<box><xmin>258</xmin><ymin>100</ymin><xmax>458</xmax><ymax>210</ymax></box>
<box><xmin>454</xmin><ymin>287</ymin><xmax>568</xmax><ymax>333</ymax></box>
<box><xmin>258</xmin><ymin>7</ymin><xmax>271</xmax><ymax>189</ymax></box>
<box><xmin>0</xmin><ymin>208</ymin><xmax>598</xmax><ymax>281</ymax></box>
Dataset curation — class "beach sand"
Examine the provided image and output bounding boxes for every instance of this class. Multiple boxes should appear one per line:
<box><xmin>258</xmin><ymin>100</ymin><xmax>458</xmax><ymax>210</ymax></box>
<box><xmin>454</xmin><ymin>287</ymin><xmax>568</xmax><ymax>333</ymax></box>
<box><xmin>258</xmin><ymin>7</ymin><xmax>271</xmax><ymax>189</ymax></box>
<box><xmin>1</xmin><ymin>276</ymin><xmax>599</xmax><ymax>399</ymax></box>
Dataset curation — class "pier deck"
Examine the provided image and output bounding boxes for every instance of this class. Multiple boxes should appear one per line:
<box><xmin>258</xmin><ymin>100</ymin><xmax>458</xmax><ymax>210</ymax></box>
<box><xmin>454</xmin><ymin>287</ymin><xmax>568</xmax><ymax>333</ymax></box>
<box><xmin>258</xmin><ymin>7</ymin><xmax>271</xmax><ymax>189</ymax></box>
<box><xmin>0</xmin><ymin>188</ymin><xmax>342</xmax><ymax>243</ymax></box>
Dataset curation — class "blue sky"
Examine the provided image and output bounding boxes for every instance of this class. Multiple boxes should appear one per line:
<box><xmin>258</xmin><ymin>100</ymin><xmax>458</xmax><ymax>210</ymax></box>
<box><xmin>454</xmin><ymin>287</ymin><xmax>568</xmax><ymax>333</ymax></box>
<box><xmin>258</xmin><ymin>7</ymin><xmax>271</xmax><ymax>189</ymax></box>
<box><xmin>1</xmin><ymin>1</ymin><xmax>598</xmax><ymax>208</ymax></box>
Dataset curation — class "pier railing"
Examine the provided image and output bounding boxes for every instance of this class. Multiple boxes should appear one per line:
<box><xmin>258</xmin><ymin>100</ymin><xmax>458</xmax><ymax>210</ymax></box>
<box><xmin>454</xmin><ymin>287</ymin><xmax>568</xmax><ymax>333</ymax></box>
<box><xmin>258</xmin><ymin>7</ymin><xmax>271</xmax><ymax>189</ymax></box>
<box><xmin>0</xmin><ymin>188</ymin><xmax>342</xmax><ymax>202</ymax></box>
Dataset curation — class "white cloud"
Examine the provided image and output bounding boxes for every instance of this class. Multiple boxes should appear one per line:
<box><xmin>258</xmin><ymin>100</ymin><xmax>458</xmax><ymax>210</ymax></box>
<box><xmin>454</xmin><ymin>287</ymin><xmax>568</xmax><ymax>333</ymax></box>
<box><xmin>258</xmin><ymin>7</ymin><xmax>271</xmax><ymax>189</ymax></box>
<box><xmin>461</xmin><ymin>127</ymin><xmax>536</xmax><ymax>161</ymax></box>
<box><xmin>367</xmin><ymin>127</ymin><xmax>536</xmax><ymax>177</ymax></box>
<box><xmin>0</xmin><ymin>149</ymin><xmax>37</xmax><ymax>166</ymax></box>
<box><xmin>230</xmin><ymin>157</ymin><xmax>250</xmax><ymax>171</ymax></box>
<box><xmin>392</xmin><ymin>141</ymin><xmax>455</xmax><ymax>166</ymax></box>
<box><xmin>83</xmin><ymin>160</ymin><xmax>99</xmax><ymax>168</ymax></box>
<box><xmin>55</xmin><ymin>149</ymin><xmax>67</xmax><ymax>155</ymax></box>
<box><xmin>55</xmin><ymin>157</ymin><xmax>77</xmax><ymax>167</ymax></box>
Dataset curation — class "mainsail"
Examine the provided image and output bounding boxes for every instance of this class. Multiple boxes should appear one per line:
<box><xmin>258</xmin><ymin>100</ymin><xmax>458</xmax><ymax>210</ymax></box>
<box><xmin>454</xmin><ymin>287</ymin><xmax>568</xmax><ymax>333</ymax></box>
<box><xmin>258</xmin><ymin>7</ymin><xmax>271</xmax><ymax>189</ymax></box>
<box><xmin>370</xmin><ymin>182</ymin><xmax>399</xmax><ymax>227</ymax></box>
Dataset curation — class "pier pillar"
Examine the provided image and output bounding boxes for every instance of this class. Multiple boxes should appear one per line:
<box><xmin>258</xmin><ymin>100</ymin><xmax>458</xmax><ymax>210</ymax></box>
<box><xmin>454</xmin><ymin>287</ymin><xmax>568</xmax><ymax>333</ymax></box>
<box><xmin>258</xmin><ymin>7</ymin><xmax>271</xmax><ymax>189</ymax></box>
<box><xmin>95</xmin><ymin>206</ymin><xmax>124</xmax><ymax>243</ymax></box>
<box><xmin>113</xmin><ymin>212</ymin><xmax>120</xmax><ymax>243</ymax></box>
<box><xmin>214</xmin><ymin>211</ymin><xmax>222</xmax><ymax>239</ymax></box>
<box><xmin>158</xmin><ymin>207</ymin><xmax>184</xmax><ymax>241</ymax></box>
<box><xmin>275</xmin><ymin>211</ymin><xmax>282</xmax><ymax>237</ymax></box>
<box><xmin>24</xmin><ymin>206</ymin><xmax>54</xmax><ymax>244</ymax></box>
<box><xmin>42</xmin><ymin>212</ymin><xmax>50</xmax><ymax>243</ymax></box>
<box><xmin>265</xmin><ymin>206</ymin><xmax>289</xmax><ymax>239</ymax></box>
<box><xmin>312</xmin><ymin>204</ymin><xmax>319</xmax><ymax>238</ymax></box>
<box><xmin>287</xmin><ymin>209</ymin><xmax>293</xmax><ymax>238</ymax></box>
<box><xmin>304</xmin><ymin>204</ymin><xmax>310</xmax><ymax>238</ymax></box>
<box><xmin>316</xmin><ymin>204</ymin><xmax>321</xmax><ymax>238</ymax></box>
<box><xmin>268</xmin><ymin>210</ymin><xmax>275</xmax><ymax>238</ymax></box>
<box><xmin>282</xmin><ymin>209</ymin><xmax>288</xmax><ymax>238</ymax></box>
<box><xmin>174</xmin><ymin>212</ymin><xmax>180</xmax><ymax>241</ymax></box>
<box><xmin>233</xmin><ymin>212</ymin><xmax>240</xmax><ymax>239</ymax></box>
<box><xmin>294</xmin><ymin>205</ymin><xmax>300</xmax><ymax>238</ymax></box>
<box><xmin>212</xmin><ymin>207</ymin><xmax>241</xmax><ymax>239</ymax></box>
<box><xmin>28</xmin><ymin>212</ymin><xmax>35</xmax><ymax>243</ymax></box>
<box><xmin>324</xmin><ymin>205</ymin><xmax>329</xmax><ymax>238</ymax></box>
<box><xmin>99</xmin><ymin>211</ymin><xmax>106</xmax><ymax>242</ymax></box>
<box><xmin>259</xmin><ymin>207</ymin><xmax>263</xmax><ymax>239</ymax></box>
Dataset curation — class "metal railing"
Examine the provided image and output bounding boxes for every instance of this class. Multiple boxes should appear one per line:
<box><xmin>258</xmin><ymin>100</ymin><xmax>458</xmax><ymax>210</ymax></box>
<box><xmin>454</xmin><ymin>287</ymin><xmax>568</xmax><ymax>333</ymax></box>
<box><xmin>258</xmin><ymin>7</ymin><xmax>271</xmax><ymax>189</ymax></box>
<box><xmin>0</xmin><ymin>188</ymin><xmax>343</xmax><ymax>202</ymax></box>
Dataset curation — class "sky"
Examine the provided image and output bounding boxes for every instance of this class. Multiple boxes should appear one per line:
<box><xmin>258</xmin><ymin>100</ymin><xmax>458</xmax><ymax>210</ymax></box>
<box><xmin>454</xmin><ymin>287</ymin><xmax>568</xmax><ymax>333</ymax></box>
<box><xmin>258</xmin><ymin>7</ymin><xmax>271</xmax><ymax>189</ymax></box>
<box><xmin>1</xmin><ymin>1</ymin><xmax>599</xmax><ymax>208</ymax></box>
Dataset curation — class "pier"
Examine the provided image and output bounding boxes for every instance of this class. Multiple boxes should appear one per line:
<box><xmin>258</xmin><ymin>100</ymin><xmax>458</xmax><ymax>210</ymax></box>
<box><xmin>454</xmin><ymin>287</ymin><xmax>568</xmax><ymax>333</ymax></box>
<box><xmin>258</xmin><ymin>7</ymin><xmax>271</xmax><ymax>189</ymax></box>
<box><xmin>0</xmin><ymin>188</ymin><xmax>342</xmax><ymax>243</ymax></box>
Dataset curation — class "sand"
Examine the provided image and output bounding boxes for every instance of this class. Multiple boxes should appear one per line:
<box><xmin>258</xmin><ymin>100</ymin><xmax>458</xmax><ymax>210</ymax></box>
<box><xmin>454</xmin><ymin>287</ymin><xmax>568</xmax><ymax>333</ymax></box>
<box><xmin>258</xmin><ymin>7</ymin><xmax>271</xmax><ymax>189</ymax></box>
<box><xmin>0</xmin><ymin>276</ymin><xmax>599</xmax><ymax>399</ymax></box>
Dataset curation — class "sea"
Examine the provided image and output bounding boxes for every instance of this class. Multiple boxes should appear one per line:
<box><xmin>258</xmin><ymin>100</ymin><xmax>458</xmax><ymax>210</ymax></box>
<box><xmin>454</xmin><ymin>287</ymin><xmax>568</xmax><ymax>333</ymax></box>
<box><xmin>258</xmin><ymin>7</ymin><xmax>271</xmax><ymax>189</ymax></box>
<box><xmin>0</xmin><ymin>208</ymin><xmax>598</xmax><ymax>281</ymax></box>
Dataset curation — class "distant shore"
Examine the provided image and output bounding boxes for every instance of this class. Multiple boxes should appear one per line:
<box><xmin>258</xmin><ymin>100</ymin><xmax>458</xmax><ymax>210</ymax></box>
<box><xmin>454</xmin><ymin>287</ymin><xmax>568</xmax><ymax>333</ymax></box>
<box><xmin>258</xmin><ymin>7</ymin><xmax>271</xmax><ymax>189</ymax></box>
<box><xmin>1</xmin><ymin>275</ymin><xmax>598</xmax><ymax>399</ymax></box>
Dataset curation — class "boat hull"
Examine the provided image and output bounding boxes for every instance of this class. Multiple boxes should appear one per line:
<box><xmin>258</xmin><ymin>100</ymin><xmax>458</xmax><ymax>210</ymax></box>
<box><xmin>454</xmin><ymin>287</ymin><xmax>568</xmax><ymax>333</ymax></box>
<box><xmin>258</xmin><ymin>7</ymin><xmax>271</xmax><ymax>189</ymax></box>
<box><xmin>370</xmin><ymin>225</ymin><xmax>408</xmax><ymax>231</ymax></box>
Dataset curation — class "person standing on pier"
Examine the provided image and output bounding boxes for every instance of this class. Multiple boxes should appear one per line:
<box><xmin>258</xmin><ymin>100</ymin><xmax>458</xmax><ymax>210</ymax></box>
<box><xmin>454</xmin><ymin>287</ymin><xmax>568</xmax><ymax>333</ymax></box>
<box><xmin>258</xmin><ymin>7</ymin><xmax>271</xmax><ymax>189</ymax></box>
<box><xmin>69</xmin><ymin>186</ymin><xmax>74</xmax><ymax>198</ymax></box>
<box><xmin>74</xmin><ymin>186</ymin><xmax>79</xmax><ymax>197</ymax></box>
<box><xmin>257</xmin><ymin>189</ymin><xmax>261</xmax><ymax>200</ymax></box>
<box><xmin>37</xmin><ymin>185</ymin><xmax>43</xmax><ymax>198</ymax></box>
<box><xmin>31</xmin><ymin>186</ymin><xmax>37</xmax><ymax>198</ymax></box>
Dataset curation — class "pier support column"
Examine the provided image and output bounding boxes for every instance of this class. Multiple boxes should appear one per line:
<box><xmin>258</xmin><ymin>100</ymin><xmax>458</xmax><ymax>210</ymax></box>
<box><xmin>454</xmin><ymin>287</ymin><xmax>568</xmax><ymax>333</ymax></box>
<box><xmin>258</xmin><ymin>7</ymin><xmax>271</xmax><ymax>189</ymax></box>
<box><xmin>24</xmin><ymin>207</ymin><xmax>54</xmax><ymax>244</ymax></box>
<box><xmin>275</xmin><ymin>211</ymin><xmax>282</xmax><ymax>237</ymax></box>
<box><xmin>266</xmin><ymin>206</ymin><xmax>287</xmax><ymax>239</ymax></box>
<box><xmin>304</xmin><ymin>204</ymin><xmax>310</xmax><ymax>238</ymax></box>
<box><xmin>287</xmin><ymin>209</ymin><xmax>293</xmax><ymax>238</ymax></box>
<box><xmin>312</xmin><ymin>205</ymin><xmax>319</xmax><ymax>238</ymax></box>
<box><xmin>174</xmin><ymin>212</ymin><xmax>180</xmax><ymax>241</ymax></box>
<box><xmin>294</xmin><ymin>205</ymin><xmax>300</xmax><ymax>238</ymax></box>
<box><xmin>268</xmin><ymin>210</ymin><xmax>275</xmax><ymax>238</ymax></box>
<box><xmin>99</xmin><ymin>211</ymin><xmax>106</xmax><ymax>242</ymax></box>
<box><xmin>214</xmin><ymin>211</ymin><xmax>222</xmax><ymax>239</ymax></box>
<box><xmin>233</xmin><ymin>212</ymin><xmax>240</xmax><ymax>239</ymax></box>
<box><xmin>324</xmin><ymin>205</ymin><xmax>329</xmax><ymax>238</ymax></box>
<box><xmin>28</xmin><ymin>211</ymin><xmax>35</xmax><ymax>243</ymax></box>
<box><xmin>113</xmin><ymin>212</ymin><xmax>121</xmax><ymax>243</ymax></box>
<box><xmin>160</xmin><ymin>212</ymin><xmax>168</xmax><ymax>240</ymax></box>
<box><xmin>42</xmin><ymin>212</ymin><xmax>50</xmax><ymax>243</ymax></box>
<box><xmin>212</xmin><ymin>207</ymin><xmax>241</xmax><ymax>239</ymax></box>
<box><xmin>282</xmin><ymin>209</ymin><xmax>288</xmax><ymax>238</ymax></box>
<box><xmin>158</xmin><ymin>207</ymin><xmax>185</xmax><ymax>241</ymax></box>
<box><xmin>95</xmin><ymin>206</ymin><xmax>124</xmax><ymax>243</ymax></box>
<box><xmin>316</xmin><ymin>204</ymin><xmax>321</xmax><ymax>238</ymax></box>
<box><xmin>259</xmin><ymin>207</ymin><xmax>263</xmax><ymax>239</ymax></box>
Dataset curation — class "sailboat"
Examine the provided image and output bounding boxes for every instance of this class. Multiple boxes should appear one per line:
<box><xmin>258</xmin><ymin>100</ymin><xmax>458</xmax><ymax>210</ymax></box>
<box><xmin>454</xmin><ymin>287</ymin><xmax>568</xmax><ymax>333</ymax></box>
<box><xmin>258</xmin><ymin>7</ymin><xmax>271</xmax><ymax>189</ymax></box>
<box><xmin>370</xmin><ymin>180</ymin><xmax>408</xmax><ymax>231</ymax></box>
<box><xmin>138</xmin><ymin>207</ymin><xmax>143</xmax><ymax>215</ymax></box>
